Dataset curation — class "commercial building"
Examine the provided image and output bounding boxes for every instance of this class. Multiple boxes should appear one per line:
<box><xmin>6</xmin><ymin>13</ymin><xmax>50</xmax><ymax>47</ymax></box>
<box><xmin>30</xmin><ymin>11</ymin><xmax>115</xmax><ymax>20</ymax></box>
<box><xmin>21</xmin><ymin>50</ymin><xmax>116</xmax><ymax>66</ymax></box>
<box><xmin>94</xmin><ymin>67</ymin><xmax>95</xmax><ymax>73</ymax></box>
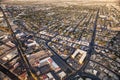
<box><xmin>71</xmin><ymin>49</ymin><xmax>87</xmax><ymax>64</ymax></box>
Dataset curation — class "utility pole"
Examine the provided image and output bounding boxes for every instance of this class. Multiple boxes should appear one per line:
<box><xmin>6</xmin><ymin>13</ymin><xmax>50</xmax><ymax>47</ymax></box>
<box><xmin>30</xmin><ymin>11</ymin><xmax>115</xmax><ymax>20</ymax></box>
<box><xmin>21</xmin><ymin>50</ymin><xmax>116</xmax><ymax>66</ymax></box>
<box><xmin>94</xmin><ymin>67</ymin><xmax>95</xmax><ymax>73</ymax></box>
<box><xmin>0</xmin><ymin>6</ymin><xmax>38</xmax><ymax>80</ymax></box>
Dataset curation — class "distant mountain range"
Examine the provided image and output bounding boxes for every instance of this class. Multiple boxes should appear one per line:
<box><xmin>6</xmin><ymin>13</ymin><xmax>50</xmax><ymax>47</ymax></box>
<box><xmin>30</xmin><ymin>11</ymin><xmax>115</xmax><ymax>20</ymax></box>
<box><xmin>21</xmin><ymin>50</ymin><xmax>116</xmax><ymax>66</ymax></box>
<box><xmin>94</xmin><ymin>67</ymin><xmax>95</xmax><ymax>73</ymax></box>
<box><xmin>2</xmin><ymin>0</ymin><xmax>118</xmax><ymax>2</ymax></box>
<box><xmin>1</xmin><ymin>0</ymin><xmax>119</xmax><ymax>4</ymax></box>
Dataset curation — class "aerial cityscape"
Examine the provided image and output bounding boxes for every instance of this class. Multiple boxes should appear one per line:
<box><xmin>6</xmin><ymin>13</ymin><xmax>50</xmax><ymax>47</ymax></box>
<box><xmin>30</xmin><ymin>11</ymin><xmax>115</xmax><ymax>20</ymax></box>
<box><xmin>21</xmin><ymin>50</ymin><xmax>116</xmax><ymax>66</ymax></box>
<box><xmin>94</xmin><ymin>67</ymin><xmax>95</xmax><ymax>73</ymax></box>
<box><xmin>0</xmin><ymin>0</ymin><xmax>120</xmax><ymax>80</ymax></box>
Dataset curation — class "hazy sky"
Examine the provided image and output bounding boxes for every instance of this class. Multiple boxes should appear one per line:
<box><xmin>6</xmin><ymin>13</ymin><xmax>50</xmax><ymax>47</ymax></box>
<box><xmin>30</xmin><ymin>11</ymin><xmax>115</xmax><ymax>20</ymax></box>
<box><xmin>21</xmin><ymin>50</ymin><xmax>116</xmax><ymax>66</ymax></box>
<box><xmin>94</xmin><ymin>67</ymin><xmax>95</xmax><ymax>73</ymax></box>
<box><xmin>2</xmin><ymin>0</ymin><xmax>118</xmax><ymax>3</ymax></box>
<box><xmin>3</xmin><ymin>0</ymin><xmax>117</xmax><ymax>1</ymax></box>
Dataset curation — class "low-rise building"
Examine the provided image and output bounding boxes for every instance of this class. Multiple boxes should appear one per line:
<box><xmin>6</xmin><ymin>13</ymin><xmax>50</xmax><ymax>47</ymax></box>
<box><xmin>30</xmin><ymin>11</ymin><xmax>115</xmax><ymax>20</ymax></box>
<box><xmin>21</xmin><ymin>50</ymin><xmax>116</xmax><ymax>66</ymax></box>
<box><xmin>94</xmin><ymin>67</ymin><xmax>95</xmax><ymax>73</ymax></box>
<box><xmin>57</xmin><ymin>71</ymin><xmax>66</xmax><ymax>80</ymax></box>
<box><xmin>71</xmin><ymin>49</ymin><xmax>87</xmax><ymax>64</ymax></box>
